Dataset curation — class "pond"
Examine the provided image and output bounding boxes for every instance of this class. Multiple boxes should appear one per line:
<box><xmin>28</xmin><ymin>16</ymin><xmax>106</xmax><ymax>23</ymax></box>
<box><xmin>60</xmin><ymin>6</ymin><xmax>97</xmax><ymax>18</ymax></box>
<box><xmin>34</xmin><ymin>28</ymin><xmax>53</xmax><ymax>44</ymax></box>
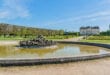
<box><xmin>0</xmin><ymin>44</ymin><xmax>109</xmax><ymax>59</ymax></box>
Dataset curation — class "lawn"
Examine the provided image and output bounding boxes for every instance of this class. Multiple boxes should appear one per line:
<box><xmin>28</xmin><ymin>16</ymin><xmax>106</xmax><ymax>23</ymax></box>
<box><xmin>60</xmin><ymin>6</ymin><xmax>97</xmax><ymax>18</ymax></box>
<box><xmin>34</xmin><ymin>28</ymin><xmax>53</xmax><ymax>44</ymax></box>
<box><xmin>0</xmin><ymin>36</ymin><xmax>30</xmax><ymax>40</ymax></box>
<box><xmin>80</xmin><ymin>36</ymin><xmax>110</xmax><ymax>44</ymax></box>
<box><xmin>46</xmin><ymin>35</ymin><xmax>77</xmax><ymax>40</ymax></box>
<box><xmin>0</xmin><ymin>35</ymin><xmax>77</xmax><ymax>41</ymax></box>
<box><xmin>80</xmin><ymin>40</ymin><xmax>110</xmax><ymax>44</ymax></box>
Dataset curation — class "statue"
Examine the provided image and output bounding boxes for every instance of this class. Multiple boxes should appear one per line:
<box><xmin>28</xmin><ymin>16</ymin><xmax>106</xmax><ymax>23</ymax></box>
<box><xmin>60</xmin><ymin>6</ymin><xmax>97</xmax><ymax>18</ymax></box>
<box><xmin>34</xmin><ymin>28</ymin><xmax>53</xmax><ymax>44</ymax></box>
<box><xmin>19</xmin><ymin>35</ymin><xmax>57</xmax><ymax>48</ymax></box>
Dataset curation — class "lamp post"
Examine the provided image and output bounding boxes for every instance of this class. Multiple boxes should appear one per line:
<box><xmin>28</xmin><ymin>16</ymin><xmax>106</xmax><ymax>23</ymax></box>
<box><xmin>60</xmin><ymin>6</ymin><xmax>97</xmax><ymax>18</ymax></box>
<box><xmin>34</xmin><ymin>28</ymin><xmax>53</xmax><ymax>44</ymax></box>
<box><xmin>85</xmin><ymin>26</ymin><xmax>87</xmax><ymax>40</ymax></box>
<box><xmin>108</xmin><ymin>24</ymin><xmax>110</xmax><ymax>36</ymax></box>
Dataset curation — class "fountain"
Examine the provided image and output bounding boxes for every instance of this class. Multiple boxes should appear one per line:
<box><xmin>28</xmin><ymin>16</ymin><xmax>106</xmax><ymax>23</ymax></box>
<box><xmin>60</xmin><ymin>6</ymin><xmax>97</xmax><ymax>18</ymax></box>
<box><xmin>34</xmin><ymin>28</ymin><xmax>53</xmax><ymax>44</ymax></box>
<box><xmin>0</xmin><ymin>37</ymin><xmax>110</xmax><ymax>66</ymax></box>
<box><xmin>19</xmin><ymin>35</ymin><xmax>57</xmax><ymax>48</ymax></box>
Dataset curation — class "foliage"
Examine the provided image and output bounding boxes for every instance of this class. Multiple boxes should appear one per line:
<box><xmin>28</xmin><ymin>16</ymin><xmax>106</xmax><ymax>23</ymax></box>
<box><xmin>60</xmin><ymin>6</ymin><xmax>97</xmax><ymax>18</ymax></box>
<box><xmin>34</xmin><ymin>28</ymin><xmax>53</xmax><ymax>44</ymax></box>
<box><xmin>0</xmin><ymin>23</ymin><xmax>64</xmax><ymax>38</ymax></box>
<box><xmin>100</xmin><ymin>30</ymin><xmax>110</xmax><ymax>36</ymax></box>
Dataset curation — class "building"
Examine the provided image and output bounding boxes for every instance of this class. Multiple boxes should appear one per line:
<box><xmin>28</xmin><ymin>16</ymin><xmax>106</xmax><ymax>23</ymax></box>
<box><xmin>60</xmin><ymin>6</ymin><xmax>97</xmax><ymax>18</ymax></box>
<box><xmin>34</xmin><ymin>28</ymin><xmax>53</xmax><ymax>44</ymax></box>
<box><xmin>80</xmin><ymin>26</ymin><xmax>100</xmax><ymax>35</ymax></box>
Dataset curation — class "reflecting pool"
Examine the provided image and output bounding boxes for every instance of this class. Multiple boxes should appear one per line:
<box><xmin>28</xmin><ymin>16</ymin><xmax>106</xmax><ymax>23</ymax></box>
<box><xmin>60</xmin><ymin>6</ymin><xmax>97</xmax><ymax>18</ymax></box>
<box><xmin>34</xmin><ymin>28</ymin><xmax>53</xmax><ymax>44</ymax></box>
<box><xmin>0</xmin><ymin>44</ymin><xmax>109</xmax><ymax>59</ymax></box>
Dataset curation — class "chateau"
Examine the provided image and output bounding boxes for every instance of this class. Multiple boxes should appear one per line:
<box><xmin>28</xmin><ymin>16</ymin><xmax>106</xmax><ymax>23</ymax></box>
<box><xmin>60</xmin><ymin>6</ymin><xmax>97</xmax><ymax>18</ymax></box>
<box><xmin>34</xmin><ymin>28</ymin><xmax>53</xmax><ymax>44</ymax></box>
<box><xmin>80</xmin><ymin>26</ymin><xmax>100</xmax><ymax>35</ymax></box>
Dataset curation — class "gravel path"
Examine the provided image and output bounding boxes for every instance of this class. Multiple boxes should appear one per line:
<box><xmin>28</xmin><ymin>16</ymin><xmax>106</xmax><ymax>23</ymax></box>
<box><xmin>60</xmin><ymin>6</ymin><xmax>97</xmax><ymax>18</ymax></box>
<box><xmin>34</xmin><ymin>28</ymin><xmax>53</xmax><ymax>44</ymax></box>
<box><xmin>0</xmin><ymin>58</ymin><xmax>110</xmax><ymax>75</ymax></box>
<box><xmin>57</xmin><ymin>36</ymin><xmax>84</xmax><ymax>42</ymax></box>
<box><xmin>0</xmin><ymin>40</ymin><xmax>19</xmax><ymax>46</ymax></box>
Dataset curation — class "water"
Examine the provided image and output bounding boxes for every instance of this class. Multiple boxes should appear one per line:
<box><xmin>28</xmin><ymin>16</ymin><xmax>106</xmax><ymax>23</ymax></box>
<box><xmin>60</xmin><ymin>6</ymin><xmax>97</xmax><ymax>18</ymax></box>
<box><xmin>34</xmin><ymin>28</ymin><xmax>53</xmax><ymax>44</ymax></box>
<box><xmin>0</xmin><ymin>44</ymin><xmax>109</xmax><ymax>59</ymax></box>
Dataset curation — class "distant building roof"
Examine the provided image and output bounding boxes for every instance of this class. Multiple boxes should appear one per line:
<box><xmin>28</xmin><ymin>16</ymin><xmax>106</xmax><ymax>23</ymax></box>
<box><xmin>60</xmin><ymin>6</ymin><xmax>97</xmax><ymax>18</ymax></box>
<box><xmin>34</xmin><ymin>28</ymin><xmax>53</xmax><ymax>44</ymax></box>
<box><xmin>91</xmin><ymin>26</ymin><xmax>99</xmax><ymax>29</ymax></box>
<box><xmin>80</xmin><ymin>27</ymin><xmax>86</xmax><ymax>29</ymax></box>
<box><xmin>80</xmin><ymin>26</ymin><xmax>99</xmax><ymax>29</ymax></box>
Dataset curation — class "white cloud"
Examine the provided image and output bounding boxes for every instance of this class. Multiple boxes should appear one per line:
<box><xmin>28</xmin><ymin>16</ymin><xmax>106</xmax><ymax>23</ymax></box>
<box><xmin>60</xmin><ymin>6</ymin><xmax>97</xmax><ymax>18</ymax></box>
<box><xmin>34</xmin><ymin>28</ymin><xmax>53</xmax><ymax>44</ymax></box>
<box><xmin>0</xmin><ymin>11</ymin><xmax>10</xmax><ymax>18</ymax></box>
<box><xmin>0</xmin><ymin>0</ymin><xmax>30</xmax><ymax>19</ymax></box>
<box><xmin>100</xmin><ymin>0</ymin><xmax>110</xmax><ymax>5</ymax></box>
<box><xmin>44</xmin><ymin>10</ymin><xmax>110</xmax><ymax>25</ymax></box>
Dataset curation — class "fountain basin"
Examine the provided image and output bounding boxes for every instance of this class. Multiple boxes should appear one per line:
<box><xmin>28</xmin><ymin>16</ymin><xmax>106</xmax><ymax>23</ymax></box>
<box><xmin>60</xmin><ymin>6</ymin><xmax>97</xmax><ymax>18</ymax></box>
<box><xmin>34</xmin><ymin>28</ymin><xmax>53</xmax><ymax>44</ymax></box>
<box><xmin>0</xmin><ymin>41</ymin><xmax>110</xmax><ymax>66</ymax></box>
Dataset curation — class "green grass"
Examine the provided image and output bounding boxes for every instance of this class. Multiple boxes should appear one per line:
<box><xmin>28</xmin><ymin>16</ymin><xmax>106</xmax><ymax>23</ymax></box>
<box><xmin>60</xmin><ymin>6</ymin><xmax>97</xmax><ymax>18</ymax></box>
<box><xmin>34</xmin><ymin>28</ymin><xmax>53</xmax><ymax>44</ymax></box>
<box><xmin>80</xmin><ymin>36</ymin><xmax>110</xmax><ymax>44</ymax></box>
<box><xmin>46</xmin><ymin>35</ymin><xmax>77</xmax><ymax>40</ymax></box>
<box><xmin>86</xmin><ymin>36</ymin><xmax>110</xmax><ymax>40</ymax></box>
<box><xmin>0</xmin><ymin>35</ymin><xmax>77</xmax><ymax>41</ymax></box>
<box><xmin>0</xmin><ymin>36</ymin><xmax>30</xmax><ymax>40</ymax></box>
<box><xmin>80</xmin><ymin>40</ymin><xmax>110</xmax><ymax>44</ymax></box>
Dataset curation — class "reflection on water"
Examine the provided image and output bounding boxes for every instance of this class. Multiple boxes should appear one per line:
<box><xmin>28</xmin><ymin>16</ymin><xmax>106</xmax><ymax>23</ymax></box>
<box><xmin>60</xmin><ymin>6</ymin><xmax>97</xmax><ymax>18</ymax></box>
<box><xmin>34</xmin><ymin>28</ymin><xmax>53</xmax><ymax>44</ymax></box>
<box><xmin>0</xmin><ymin>44</ymin><xmax>109</xmax><ymax>59</ymax></box>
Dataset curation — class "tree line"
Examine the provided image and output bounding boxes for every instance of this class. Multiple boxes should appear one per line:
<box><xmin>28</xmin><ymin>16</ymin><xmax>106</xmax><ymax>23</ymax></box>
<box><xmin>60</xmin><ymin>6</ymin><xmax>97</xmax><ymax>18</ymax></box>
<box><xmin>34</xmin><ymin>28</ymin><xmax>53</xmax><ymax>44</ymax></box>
<box><xmin>0</xmin><ymin>23</ymin><xmax>64</xmax><ymax>38</ymax></box>
<box><xmin>100</xmin><ymin>30</ymin><xmax>110</xmax><ymax>36</ymax></box>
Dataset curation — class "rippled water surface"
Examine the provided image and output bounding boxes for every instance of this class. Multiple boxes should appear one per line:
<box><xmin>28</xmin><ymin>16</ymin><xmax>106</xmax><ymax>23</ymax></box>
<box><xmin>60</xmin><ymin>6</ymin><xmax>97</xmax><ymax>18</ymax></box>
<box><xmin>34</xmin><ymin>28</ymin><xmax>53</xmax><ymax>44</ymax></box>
<box><xmin>0</xmin><ymin>44</ymin><xmax>109</xmax><ymax>59</ymax></box>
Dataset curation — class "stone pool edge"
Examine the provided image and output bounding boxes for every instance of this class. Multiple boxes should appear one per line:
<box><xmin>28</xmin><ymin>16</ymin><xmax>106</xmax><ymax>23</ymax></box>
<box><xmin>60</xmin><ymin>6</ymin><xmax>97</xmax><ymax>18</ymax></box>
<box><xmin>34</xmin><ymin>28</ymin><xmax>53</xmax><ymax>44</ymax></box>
<box><xmin>0</xmin><ymin>41</ymin><xmax>110</xmax><ymax>66</ymax></box>
<box><xmin>57</xmin><ymin>41</ymin><xmax>110</xmax><ymax>49</ymax></box>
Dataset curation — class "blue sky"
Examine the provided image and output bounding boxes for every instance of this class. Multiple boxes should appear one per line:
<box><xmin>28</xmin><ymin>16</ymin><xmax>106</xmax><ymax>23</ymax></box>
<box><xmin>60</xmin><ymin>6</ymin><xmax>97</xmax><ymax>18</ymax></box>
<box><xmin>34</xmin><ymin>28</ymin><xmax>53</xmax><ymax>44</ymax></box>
<box><xmin>0</xmin><ymin>0</ymin><xmax>110</xmax><ymax>31</ymax></box>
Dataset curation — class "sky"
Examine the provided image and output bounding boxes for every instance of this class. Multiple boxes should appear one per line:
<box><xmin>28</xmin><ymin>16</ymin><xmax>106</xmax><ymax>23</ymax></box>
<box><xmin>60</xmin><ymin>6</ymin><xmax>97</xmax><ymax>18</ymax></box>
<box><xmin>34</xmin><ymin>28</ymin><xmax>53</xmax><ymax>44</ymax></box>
<box><xmin>0</xmin><ymin>0</ymin><xmax>110</xmax><ymax>31</ymax></box>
